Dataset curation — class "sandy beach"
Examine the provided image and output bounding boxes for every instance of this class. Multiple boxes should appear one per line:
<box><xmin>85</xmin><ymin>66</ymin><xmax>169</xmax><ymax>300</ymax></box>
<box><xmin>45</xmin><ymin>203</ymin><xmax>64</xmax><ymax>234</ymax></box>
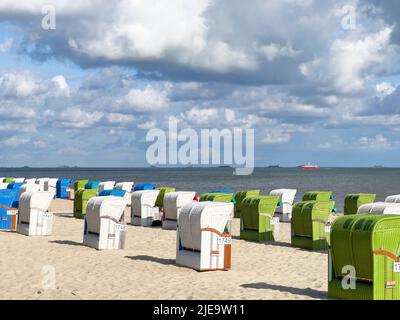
<box><xmin>0</xmin><ymin>200</ymin><xmax>328</xmax><ymax>300</ymax></box>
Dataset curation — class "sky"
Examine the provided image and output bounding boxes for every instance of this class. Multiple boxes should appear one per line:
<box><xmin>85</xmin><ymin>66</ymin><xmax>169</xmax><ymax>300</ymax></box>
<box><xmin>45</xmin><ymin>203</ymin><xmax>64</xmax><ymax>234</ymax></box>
<box><xmin>0</xmin><ymin>0</ymin><xmax>399</xmax><ymax>167</ymax></box>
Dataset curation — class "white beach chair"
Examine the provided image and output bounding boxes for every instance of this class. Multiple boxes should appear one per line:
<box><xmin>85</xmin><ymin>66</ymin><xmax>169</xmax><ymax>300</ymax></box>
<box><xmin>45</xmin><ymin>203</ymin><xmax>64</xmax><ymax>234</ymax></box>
<box><xmin>16</xmin><ymin>191</ymin><xmax>55</xmax><ymax>236</ymax></box>
<box><xmin>176</xmin><ymin>201</ymin><xmax>233</xmax><ymax>271</ymax></box>
<box><xmin>269</xmin><ymin>189</ymin><xmax>297</xmax><ymax>222</ymax></box>
<box><xmin>115</xmin><ymin>182</ymin><xmax>134</xmax><ymax>206</ymax></box>
<box><xmin>83</xmin><ymin>196</ymin><xmax>127</xmax><ymax>250</ymax></box>
<box><xmin>131</xmin><ymin>190</ymin><xmax>160</xmax><ymax>227</ymax></box>
<box><xmin>357</xmin><ymin>202</ymin><xmax>400</xmax><ymax>215</ymax></box>
<box><xmin>162</xmin><ymin>191</ymin><xmax>196</xmax><ymax>230</ymax></box>
<box><xmin>12</xmin><ymin>178</ymin><xmax>25</xmax><ymax>183</ymax></box>
<box><xmin>44</xmin><ymin>178</ymin><xmax>58</xmax><ymax>195</ymax></box>
<box><xmin>98</xmin><ymin>181</ymin><xmax>116</xmax><ymax>193</ymax></box>
<box><xmin>19</xmin><ymin>183</ymin><xmax>42</xmax><ymax>196</ymax></box>
<box><xmin>0</xmin><ymin>183</ymin><xmax>9</xmax><ymax>190</ymax></box>
<box><xmin>24</xmin><ymin>178</ymin><xmax>37</xmax><ymax>185</ymax></box>
<box><xmin>385</xmin><ymin>195</ymin><xmax>400</xmax><ymax>203</ymax></box>
<box><xmin>36</xmin><ymin>178</ymin><xmax>50</xmax><ymax>190</ymax></box>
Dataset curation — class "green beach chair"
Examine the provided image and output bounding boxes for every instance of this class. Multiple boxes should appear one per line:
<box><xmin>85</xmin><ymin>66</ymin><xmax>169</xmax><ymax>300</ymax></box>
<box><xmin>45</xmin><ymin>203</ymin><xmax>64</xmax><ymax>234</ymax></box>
<box><xmin>240</xmin><ymin>195</ymin><xmax>280</xmax><ymax>242</ymax></box>
<box><xmin>3</xmin><ymin>177</ymin><xmax>14</xmax><ymax>183</ymax></box>
<box><xmin>302</xmin><ymin>191</ymin><xmax>337</xmax><ymax>212</ymax></box>
<box><xmin>291</xmin><ymin>200</ymin><xmax>335</xmax><ymax>251</ymax></box>
<box><xmin>344</xmin><ymin>193</ymin><xmax>376</xmax><ymax>215</ymax></box>
<box><xmin>199</xmin><ymin>193</ymin><xmax>234</xmax><ymax>203</ymax></box>
<box><xmin>155</xmin><ymin>187</ymin><xmax>176</xmax><ymax>208</ymax></box>
<box><xmin>74</xmin><ymin>180</ymin><xmax>89</xmax><ymax>193</ymax></box>
<box><xmin>234</xmin><ymin>190</ymin><xmax>260</xmax><ymax>218</ymax></box>
<box><xmin>74</xmin><ymin>182</ymin><xmax>98</xmax><ymax>219</ymax></box>
<box><xmin>329</xmin><ymin>214</ymin><xmax>400</xmax><ymax>300</ymax></box>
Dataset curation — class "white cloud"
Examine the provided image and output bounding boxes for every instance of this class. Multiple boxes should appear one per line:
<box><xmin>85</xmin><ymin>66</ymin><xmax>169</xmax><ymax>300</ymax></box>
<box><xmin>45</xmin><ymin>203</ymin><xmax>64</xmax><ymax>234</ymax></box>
<box><xmin>51</xmin><ymin>75</ymin><xmax>71</xmax><ymax>97</ymax></box>
<box><xmin>256</xmin><ymin>42</ymin><xmax>301</xmax><ymax>61</ymax></box>
<box><xmin>0</xmin><ymin>72</ymin><xmax>41</xmax><ymax>98</ymax></box>
<box><xmin>119</xmin><ymin>85</ymin><xmax>169</xmax><ymax>112</ymax></box>
<box><xmin>376</xmin><ymin>82</ymin><xmax>396</xmax><ymax>96</ymax></box>
<box><xmin>182</xmin><ymin>107</ymin><xmax>219</xmax><ymax>125</ymax></box>
<box><xmin>0</xmin><ymin>38</ymin><xmax>13</xmax><ymax>53</ymax></box>
<box><xmin>1</xmin><ymin>135</ymin><xmax>30</xmax><ymax>147</ymax></box>
<box><xmin>358</xmin><ymin>134</ymin><xmax>391</xmax><ymax>151</ymax></box>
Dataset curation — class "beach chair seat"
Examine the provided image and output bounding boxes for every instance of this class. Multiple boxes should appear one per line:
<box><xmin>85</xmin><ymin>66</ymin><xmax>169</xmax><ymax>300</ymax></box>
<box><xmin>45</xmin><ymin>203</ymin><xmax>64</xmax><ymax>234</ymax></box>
<box><xmin>269</xmin><ymin>189</ymin><xmax>297</xmax><ymax>222</ymax></box>
<box><xmin>98</xmin><ymin>181</ymin><xmax>116</xmax><ymax>193</ymax></box>
<box><xmin>83</xmin><ymin>196</ymin><xmax>127</xmax><ymax>250</ymax></box>
<box><xmin>56</xmin><ymin>179</ymin><xmax>72</xmax><ymax>199</ymax></box>
<box><xmin>291</xmin><ymin>200</ymin><xmax>335</xmax><ymax>251</ymax></box>
<box><xmin>162</xmin><ymin>191</ymin><xmax>196</xmax><ymax>230</ymax></box>
<box><xmin>344</xmin><ymin>193</ymin><xmax>376</xmax><ymax>215</ymax></box>
<box><xmin>329</xmin><ymin>214</ymin><xmax>400</xmax><ymax>300</ymax></box>
<box><xmin>176</xmin><ymin>201</ymin><xmax>233</xmax><ymax>271</ymax></box>
<box><xmin>240</xmin><ymin>195</ymin><xmax>280</xmax><ymax>242</ymax></box>
<box><xmin>234</xmin><ymin>190</ymin><xmax>260</xmax><ymax>219</ymax></box>
<box><xmin>155</xmin><ymin>187</ymin><xmax>176</xmax><ymax>208</ymax></box>
<box><xmin>0</xmin><ymin>190</ymin><xmax>19</xmax><ymax>231</ymax></box>
<box><xmin>131</xmin><ymin>190</ymin><xmax>160</xmax><ymax>226</ymax></box>
<box><xmin>385</xmin><ymin>195</ymin><xmax>400</xmax><ymax>203</ymax></box>
<box><xmin>357</xmin><ymin>202</ymin><xmax>400</xmax><ymax>215</ymax></box>
<box><xmin>16</xmin><ymin>191</ymin><xmax>55</xmax><ymax>236</ymax></box>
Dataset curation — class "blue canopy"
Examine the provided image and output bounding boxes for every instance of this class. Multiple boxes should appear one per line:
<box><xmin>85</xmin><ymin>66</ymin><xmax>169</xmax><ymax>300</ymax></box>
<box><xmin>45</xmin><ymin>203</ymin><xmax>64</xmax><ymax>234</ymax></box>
<box><xmin>56</xmin><ymin>179</ymin><xmax>73</xmax><ymax>199</ymax></box>
<box><xmin>134</xmin><ymin>183</ymin><xmax>156</xmax><ymax>191</ymax></box>
<box><xmin>7</xmin><ymin>183</ymin><xmax>24</xmax><ymax>191</ymax></box>
<box><xmin>85</xmin><ymin>181</ymin><xmax>100</xmax><ymax>189</ymax></box>
<box><xmin>208</xmin><ymin>189</ymin><xmax>234</xmax><ymax>194</ymax></box>
<box><xmin>98</xmin><ymin>190</ymin><xmax>126</xmax><ymax>197</ymax></box>
<box><xmin>0</xmin><ymin>189</ymin><xmax>19</xmax><ymax>209</ymax></box>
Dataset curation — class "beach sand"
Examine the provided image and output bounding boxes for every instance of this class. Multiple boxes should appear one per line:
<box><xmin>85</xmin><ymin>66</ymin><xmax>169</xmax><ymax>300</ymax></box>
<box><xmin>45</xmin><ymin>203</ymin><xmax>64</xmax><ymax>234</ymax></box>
<box><xmin>0</xmin><ymin>201</ymin><xmax>328</xmax><ymax>300</ymax></box>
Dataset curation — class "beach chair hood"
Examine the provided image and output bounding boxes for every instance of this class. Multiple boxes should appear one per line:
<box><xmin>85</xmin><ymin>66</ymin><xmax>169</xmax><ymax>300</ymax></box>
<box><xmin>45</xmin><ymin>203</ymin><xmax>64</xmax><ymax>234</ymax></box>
<box><xmin>115</xmin><ymin>182</ymin><xmax>134</xmax><ymax>192</ymax></box>
<box><xmin>163</xmin><ymin>191</ymin><xmax>196</xmax><ymax>221</ymax></box>
<box><xmin>385</xmin><ymin>195</ymin><xmax>400</xmax><ymax>203</ymax></box>
<box><xmin>357</xmin><ymin>202</ymin><xmax>400</xmax><ymax>215</ymax></box>
<box><xmin>18</xmin><ymin>191</ymin><xmax>54</xmax><ymax>223</ymax></box>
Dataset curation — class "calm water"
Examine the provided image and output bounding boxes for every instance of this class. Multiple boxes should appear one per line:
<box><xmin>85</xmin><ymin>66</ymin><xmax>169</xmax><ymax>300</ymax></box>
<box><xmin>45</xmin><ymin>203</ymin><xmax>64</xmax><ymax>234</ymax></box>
<box><xmin>1</xmin><ymin>167</ymin><xmax>399</xmax><ymax>212</ymax></box>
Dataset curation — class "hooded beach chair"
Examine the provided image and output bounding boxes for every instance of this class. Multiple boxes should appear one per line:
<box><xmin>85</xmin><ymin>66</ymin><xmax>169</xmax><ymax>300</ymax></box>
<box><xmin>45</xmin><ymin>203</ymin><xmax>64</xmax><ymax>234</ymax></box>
<box><xmin>291</xmin><ymin>200</ymin><xmax>335</xmax><ymax>251</ymax></box>
<box><xmin>12</xmin><ymin>178</ymin><xmax>25</xmax><ymax>183</ymax></box>
<box><xmin>344</xmin><ymin>193</ymin><xmax>377</xmax><ymax>215</ymax></box>
<box><xmin>36</xmin><ymin>178</ymin><xmax>50</xmax><ymax>189</ymax></box>
<box><xmin>24</xmin><ymin>178</ymin><xmax>37</xmax><ymax>185</ymax></box>
<box><xmin>234</xmin><ymin>190</ymin><xmax>260</xmax><ymax>219</ymax></box>
<box><xmin>176</xmin><ymin>201</ymin><xmax>233</xmax><ymax>271</ymax></box>
<box><xmin>329</xmin><ymin>214</ymin><xmax>400</xmax><ymax>300</ymax></box>
<box><xmin>199</xmin><ymin>192</ymin><xmax>234</xmax><ymax>203</ymax></box>
<box><xmin>83</xmin><ymin>196</ymin><xmax>128</xmax><ymax>250</ymax></box>
<box><xmin>133</xmin><ymin>183</ymin><xmax>156</xmax><ymax>191</ymax></box>
<box><xmin>99</xmin><ymin>190</ymin><xmax>126</xmax><ymax>198</ymax></box>
<box><xmin>131</xmin><ymin>190</ymin><xmax>160</xmax><ymax>226</ymax></box>
<box><xmin>44</xmin><ymin>178</ymin><xmax>58</xmax><ymax>194</ymax></box>
<box><xmin>56</xmin><ymin>179</ymin><xmax>72</xmax><ymax>199</ymax></box>
<box><xmin>114</xmin><ymin>182</ymin><xmax>134</xmax><ymax>205</ymax></box>
<box><xmin>162</xmin><ymin>191</ymin><xmax>196</xmax><ymax>230</ymax></box>
<box><xmin>3</xmin><ymin>178</ymin><xmax>14</xmax><ymax>183</ymax></box>
<box><xmin>269</xmin><ymin>189</ymin><xmax>297</xmax><ymax>222</ymax></box>
<box><xmin>74</xmin><ymin>180</ymin><xmax>89</xmax><ymax>192</ymax></box>
<box><xmin>385</xmin><ymin>195</ymin><xmax>400</xmax><ymax>203</ymax></box>
<box><xmin>0</xmin><ymin>183</ymin><xmax>9</xmax><ymax>190</ymax></box>
<box><xmin>0</xmin><ymin>190</ymin><xmax>19</xmax><ymax>231</ymax></box>
<box><xmin>240</xmin><ymin>195</ymin><xmax>280</xmax><ymax>242</ymax></box>
<box><xmin>357</xmin><ymin>202</ymin><xmax>400</xmax><ymax>215</ymax></box>
<box><xmin>16</xmin><ymin>191</ymin><xmax>55</xmax><ymax>236</ymax></box>
<box><xmin>98</xmin><ymin>181</ymin><xmax>116</xmax><ymax>193</ymax></box>
<box><xmin>19</xmin><ymin>183</ymin><xmax>42</xmax><ymax>196</ymax></box>
<box><xmin>302</xmin><ymin>191</ymin><xmax>337</xmax><ymax>213</ymax></box>
<box><xmin>155</xmin><ymin>187</ymin><xmax>175</xmax><ymax>208</ymax></box>
<box><xmin>74</xmin><ymin>182</ymin><xmax>100</xmax><ymax>219</ymax></box>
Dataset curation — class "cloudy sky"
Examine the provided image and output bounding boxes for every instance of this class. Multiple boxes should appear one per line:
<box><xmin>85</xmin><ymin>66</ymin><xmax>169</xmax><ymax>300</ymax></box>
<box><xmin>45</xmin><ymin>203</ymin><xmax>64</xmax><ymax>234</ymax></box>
<box><xmin>0</xmin><ymin>0</ymin><xmax>399</xmax><ymax>167</ymax></box>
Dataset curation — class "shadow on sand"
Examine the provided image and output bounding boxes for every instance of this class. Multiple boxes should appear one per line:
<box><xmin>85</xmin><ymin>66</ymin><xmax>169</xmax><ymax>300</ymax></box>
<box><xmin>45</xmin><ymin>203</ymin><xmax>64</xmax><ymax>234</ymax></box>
<box><xmin>240</xmin><ymin>282</ymin><xmax>326</xmax><ymax>299</ymax></box>
<box><xmin>50</xmin><ymin>240</ymin><xmax>84</xmax><ymax>247</ymax></box>
<box><xmin>125</xmin><ymin>255</ymin><xmax>176</xmax><ymax>266</ymax></box>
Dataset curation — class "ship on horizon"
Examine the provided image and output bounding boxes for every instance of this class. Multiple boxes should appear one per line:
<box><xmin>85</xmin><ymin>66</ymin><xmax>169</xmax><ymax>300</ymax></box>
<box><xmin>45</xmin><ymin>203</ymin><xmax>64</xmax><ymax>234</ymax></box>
<box><xmin>301</xmin><ymin>163</ymin><xmax>321</xmax><ymax>170</ymax></box>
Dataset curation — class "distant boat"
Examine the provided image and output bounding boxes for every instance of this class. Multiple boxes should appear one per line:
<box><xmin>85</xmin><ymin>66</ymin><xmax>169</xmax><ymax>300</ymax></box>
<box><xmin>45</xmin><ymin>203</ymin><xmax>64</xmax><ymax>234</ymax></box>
<box><xmin>301</xmin><ymin>164</ymin><xmax>321</xmax><ymax>170</ymax></box>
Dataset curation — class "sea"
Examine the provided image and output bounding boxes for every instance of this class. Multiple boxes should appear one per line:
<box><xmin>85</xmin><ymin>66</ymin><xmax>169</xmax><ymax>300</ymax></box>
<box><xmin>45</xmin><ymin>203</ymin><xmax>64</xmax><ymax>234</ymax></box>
<box><xmin>1</xmin><ymin>167</ymin><xmax>399</xmax><ymax>212</ymax></box>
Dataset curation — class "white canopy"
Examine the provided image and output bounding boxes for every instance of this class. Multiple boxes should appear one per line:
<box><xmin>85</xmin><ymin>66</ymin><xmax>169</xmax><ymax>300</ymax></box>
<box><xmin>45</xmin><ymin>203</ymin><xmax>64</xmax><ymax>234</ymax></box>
<box><xmin>357</xmin><ymin>202</ymin><xmax>400</xmax><ymax>215</ymax></box>
<box><xmin>20</xmin><ymin>184</ymin><xmax>42</xmax><ymax>195</ymax></box>
<box><xmin>164</xmin><ymin>191</ymin><xmax>196</xmax><ymax>221</ymax></box>
<box><xmin>99</xmin><ymin>181</ymin><xmax>116</xmax><ymax>192</ymax></box>
<box><xmin>19</xmin><ymin>191</ymin><xmax>55</xmax><ymax>223</ymax></box>
<box><xmin>385</xmin><ymin>195</ymin><xmax>400</xmax><ymax>203</ymax></box>
<box><xmin>115</xmin><ymin>182</ymin><xmax>134</xmax><ymax>192</ymax></box>
<box><xmin>178</xmin><ymin>201</ymin><xmax>233</xmax><ymax>252</ymax></box>
<box><xmin>131</xmin><ymin>190</ymin><xmax>160</xmax><ymax>215</ymax></box>
<box><xmin>85</xmin><ymin>196</ymin><xmax>127</xmax><ymax>234</ymax></box>
<box><xmin>12</xmin><ymin>178</ymin><xmax>25</xmax><ymax>183</ymax></box>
